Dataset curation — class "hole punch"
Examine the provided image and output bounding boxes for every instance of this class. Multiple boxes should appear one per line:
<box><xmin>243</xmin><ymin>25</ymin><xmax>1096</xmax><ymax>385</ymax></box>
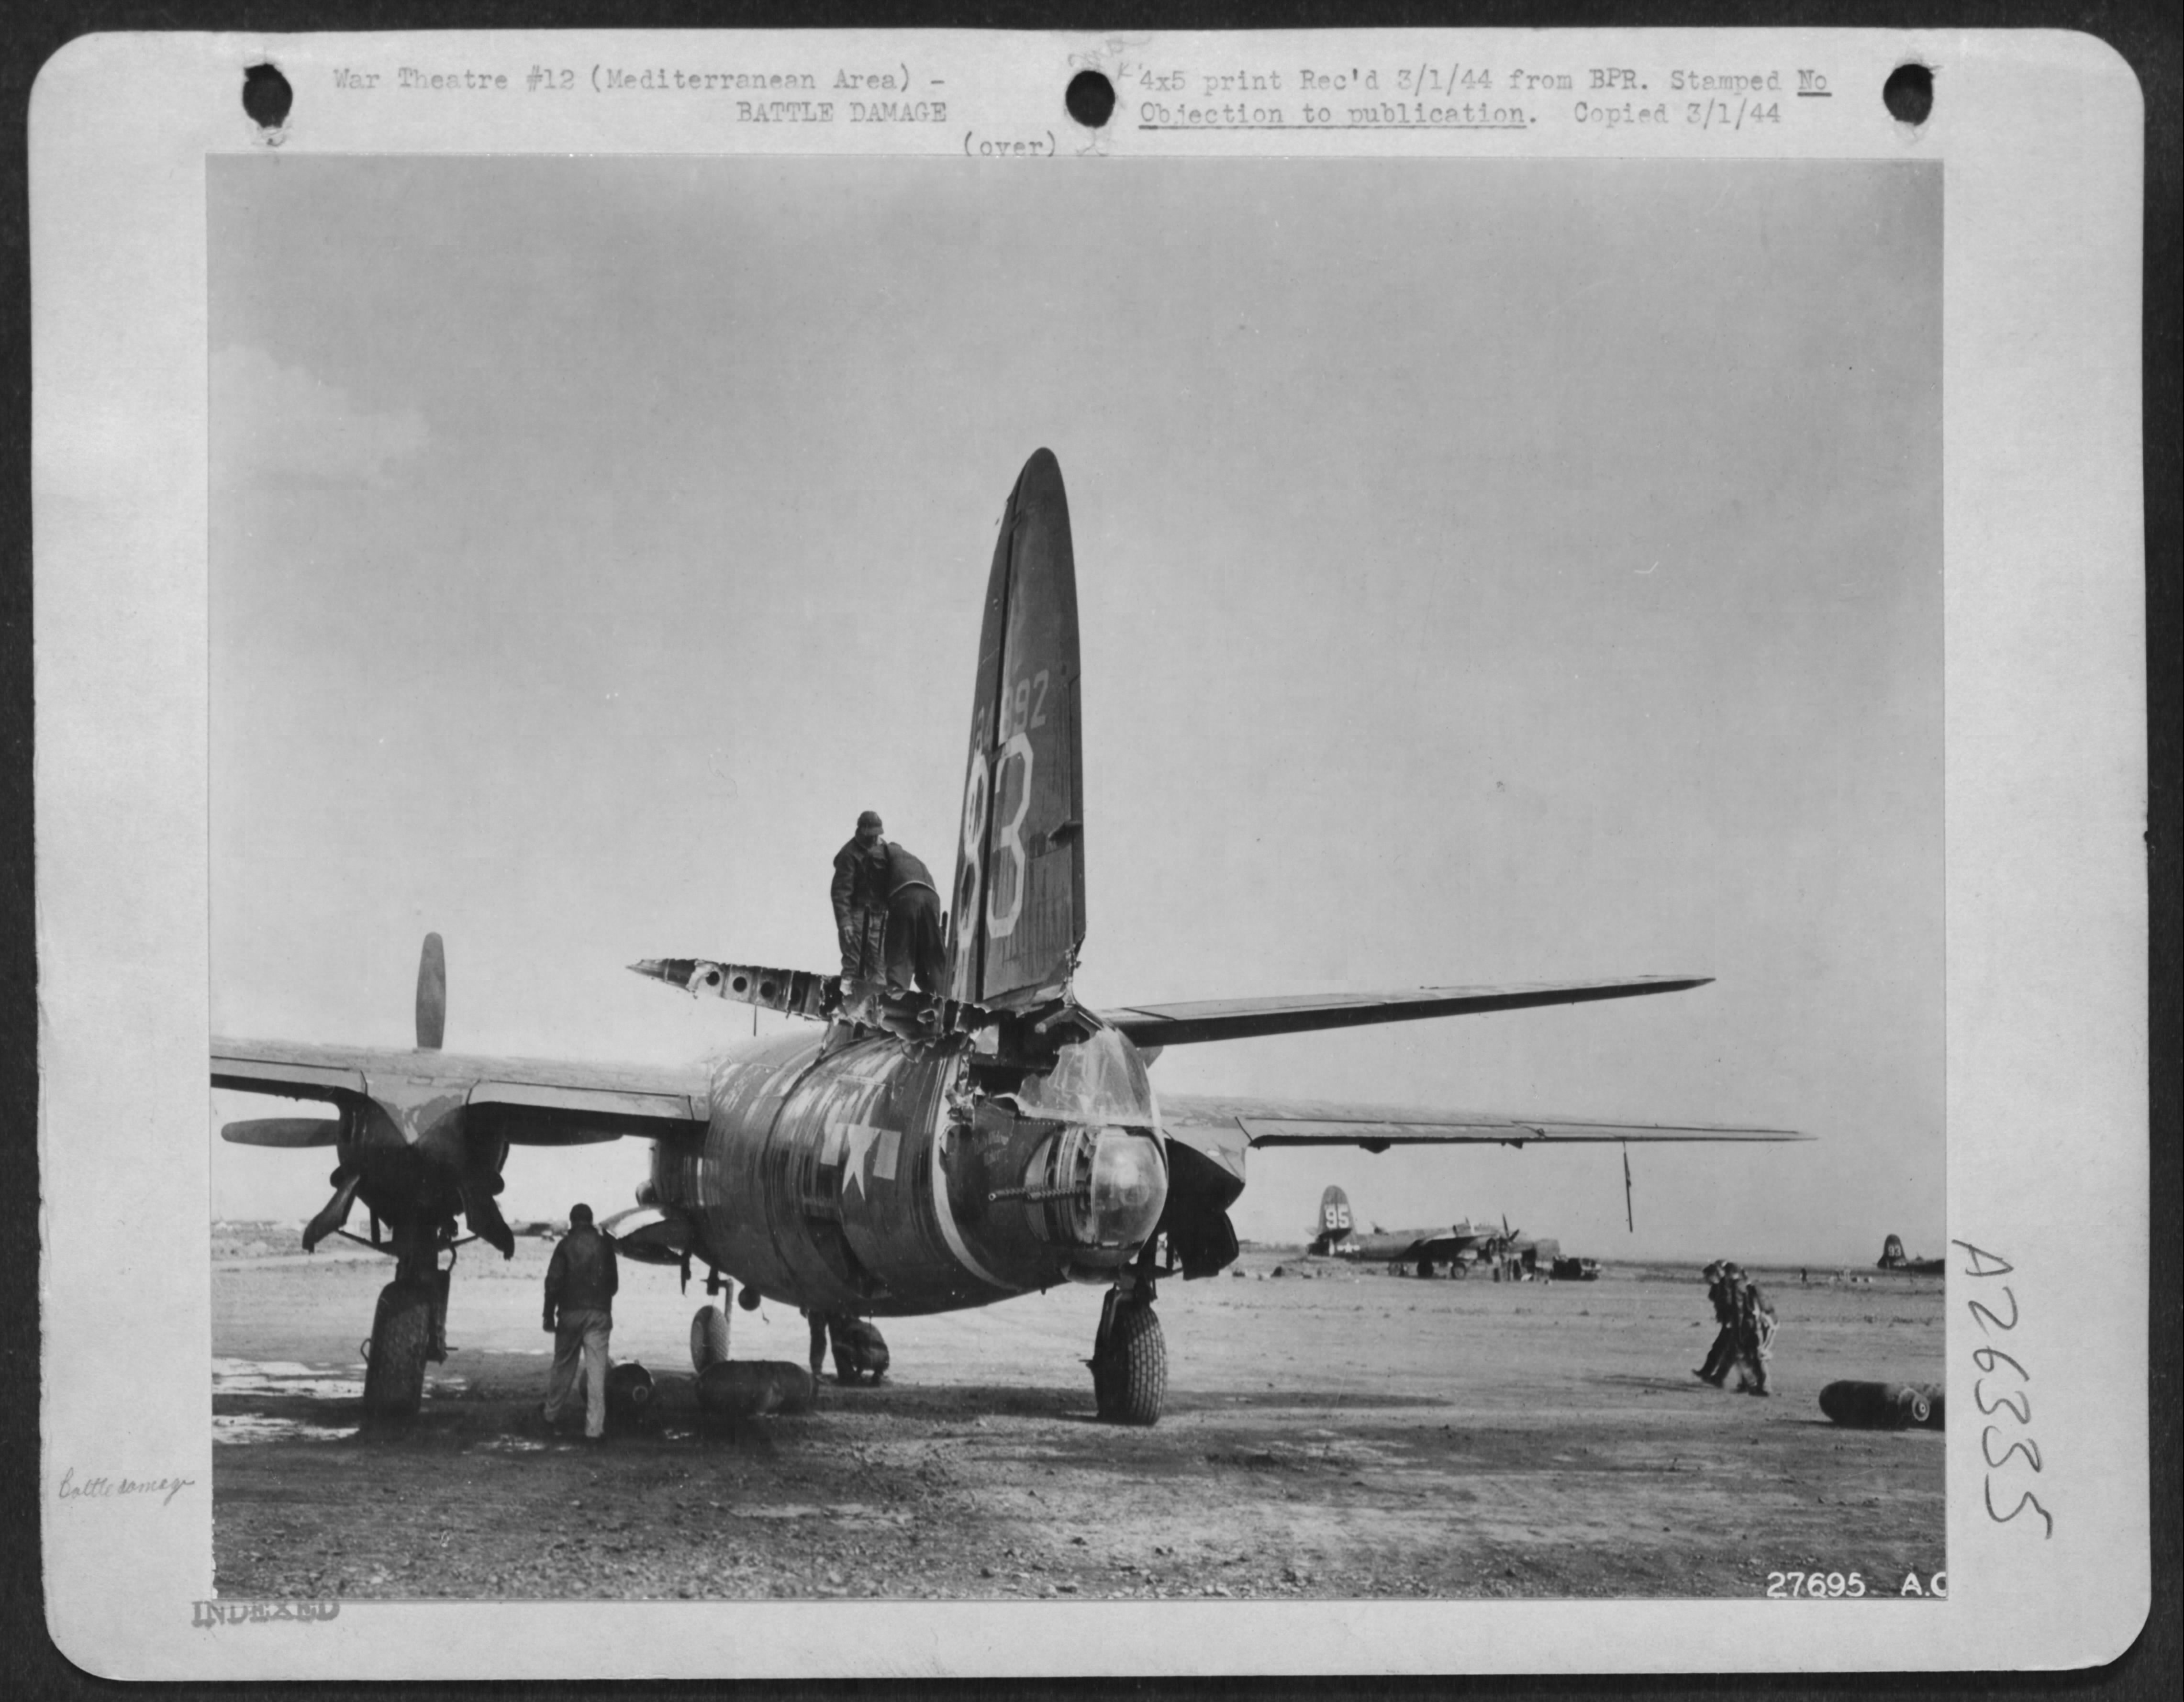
<box><xmin>242</xmin><ymin>62</ymin><xmax>294</xmax><ymax>132</ymax></box>
<box><xmin>1065</xmin><ymin>70</ymin><xmax>1116</xmax><ymax>130</ymax></box>
<box><xmin>1882</xmin><ymin>64</ymin><xmax>1933</xmax><ymax>126</ymax></box>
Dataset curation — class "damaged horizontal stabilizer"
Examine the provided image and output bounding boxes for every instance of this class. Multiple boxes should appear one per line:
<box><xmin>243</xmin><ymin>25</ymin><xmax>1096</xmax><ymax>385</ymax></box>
<box><xmin>629</xmin><ymin>957</ymin><xmax>993</xmax><ymax>1040</ymax></box>
<box><xmin>630</xmin><ymin>958</ymin><xmax>836</xmax><ymax>1020</ymax></box>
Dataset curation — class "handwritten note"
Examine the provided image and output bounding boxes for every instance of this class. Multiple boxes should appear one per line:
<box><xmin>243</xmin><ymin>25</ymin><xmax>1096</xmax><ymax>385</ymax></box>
<box><xmin>1955</xmin><ymin>1240</ymin><xmax>2053</xmax><ymax>1539</ymax></box>
<box><xmin>55</xmin><ymin>1465</ymin><xmax>195</xmax><ymax>1508</ymax></box>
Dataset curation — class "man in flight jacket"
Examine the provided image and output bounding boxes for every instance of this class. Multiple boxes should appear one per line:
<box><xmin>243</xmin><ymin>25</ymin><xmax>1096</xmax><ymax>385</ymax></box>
<box><xmin>542</xmin><ymin>1203</ymin><xmax>619</xmax><ymax>1440</ymax></box>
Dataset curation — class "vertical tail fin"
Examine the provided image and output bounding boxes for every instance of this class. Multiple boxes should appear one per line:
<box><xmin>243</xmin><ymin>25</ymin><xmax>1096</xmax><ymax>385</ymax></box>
<box><xmin>946</xmin><ymin>450</ymin><xmax>1086</xmax><ymax>1009</ymax></box>
<box><xmin>1311</xmin><ymin>1185</ymin><xmax>1353</xmax><ymax>1251</ymax></box>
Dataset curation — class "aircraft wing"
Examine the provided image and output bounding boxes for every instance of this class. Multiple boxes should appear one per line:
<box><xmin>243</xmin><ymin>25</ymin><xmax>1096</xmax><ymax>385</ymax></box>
<box><xmin>1159</xmin><ymin>1090</ymin><xmax>1802</xmax><ymax>1187</ymax></box>
<box><xmin>1102</xmin><ymin>977</ymin><xmax>1712</xmax><ymax>1048</ymax></box>
<box><xmin>212</xmin><ymin>1037</ymin><xmax>711</xmax><ymax>1145</ymax></box>
<box><xmin>1163</xmin><ymin>1092</ymin><xmax>1802</xmax><ymax>1149</ymax></box>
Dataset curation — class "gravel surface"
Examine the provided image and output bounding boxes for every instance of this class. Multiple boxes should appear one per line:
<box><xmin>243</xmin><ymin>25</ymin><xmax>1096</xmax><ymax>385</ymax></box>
<box><xmin>212</xmin><ymin>1237</ymin><xmax>1945</xmax><ymax>1602</ymax></box>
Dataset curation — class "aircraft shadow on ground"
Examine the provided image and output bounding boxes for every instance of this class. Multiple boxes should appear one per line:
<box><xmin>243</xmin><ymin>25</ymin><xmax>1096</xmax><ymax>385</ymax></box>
<box><xmin>1175</xmin><ymin>1388</ymin><xmax>1450</xmax><ymax>1414</ymax></box>
<box><xmin>216</xmin><ymin>1376</ymin><xmax>1454</xmax><ymax>1450</ymax></box>
<box><xmin>805</xmin><ymin>1382</ymin><xmax>1453</xmax><ymax>1421</ymax></box>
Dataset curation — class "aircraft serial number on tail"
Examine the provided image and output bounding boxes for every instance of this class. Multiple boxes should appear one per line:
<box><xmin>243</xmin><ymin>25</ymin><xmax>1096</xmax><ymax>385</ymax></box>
<box><xmin>992</xmin><ymin>669</ymin><xmax>1052</xmax><ymax>742</ymax></box>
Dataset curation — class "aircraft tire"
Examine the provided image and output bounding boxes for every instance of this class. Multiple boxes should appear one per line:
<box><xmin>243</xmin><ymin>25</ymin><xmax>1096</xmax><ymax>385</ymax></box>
<box><xmin>1090</xmin><ymin>1292</ymin><xmax>1119</xmax><ymax>1415</ymax></box>
<box><xmin>361</xmin><ymin>1280</ymin><xmax>433</xmax><ymax>1419</ymax></box>
<box><xmin>1095</xmin><ymin>1302</ymin><xmax>1166</xmax><ymax>1427</ymax></box>
<box><xmin>1818</xmin><ymin>1379</ymin><xmax>1947</xmax><ymax>1431</ymax></box>
<box><xmin>690</xmin><ymin>1305</ymin><xmax>730</xmax><ymax>1372</ymax></box>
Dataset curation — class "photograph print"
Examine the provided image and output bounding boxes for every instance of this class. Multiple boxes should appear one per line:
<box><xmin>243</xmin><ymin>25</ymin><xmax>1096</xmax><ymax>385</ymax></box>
<box><xmin>207</xmin><ymin>154</ymin><xmax>1944</xmax><ymax>1603</ymax></box>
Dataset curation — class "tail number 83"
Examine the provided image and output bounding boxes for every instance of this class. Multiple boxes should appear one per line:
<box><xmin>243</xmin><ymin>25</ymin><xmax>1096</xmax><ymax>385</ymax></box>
<box><xmin>958</xmin><ymin>731</ymin><xmax>1036</xmax><ymax>945</ymax></box>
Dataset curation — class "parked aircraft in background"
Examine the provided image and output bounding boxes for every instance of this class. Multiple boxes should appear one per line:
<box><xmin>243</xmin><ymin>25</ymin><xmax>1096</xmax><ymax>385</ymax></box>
<box><xmin>1305</xmin><ymin>1184</ymin><xmax>1589</xmax><ymax>1279</ymax></box>
<box><xmin>1306</xmin><ymin>1184</ymin><xmax>1506</xmax><ymax>1275</ymax></box>
<box><xmin>1876</xmin><ymin>1233</ymin><xmax>1944</xmax><ymax>1275</ymax></box>
<box><xmin>214</xmin><ymin>450</ymin><xmax>1804</xmax><ymax>1426</ymax></box>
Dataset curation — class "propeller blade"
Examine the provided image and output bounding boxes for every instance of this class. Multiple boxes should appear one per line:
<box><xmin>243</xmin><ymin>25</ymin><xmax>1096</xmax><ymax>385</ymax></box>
<box><xmin>416</xmin><ymin>932</ymin><xmax>446</xmax><ymax>1050</ymax></box>
<box><xmin>1622</xmin><ymin>1143</ymin><xmax>1635</xmax><ymax>1234</ymax></box>
<box><xmin>458</xmin><ymin>1174</ymin><xmax>515</xmax><ymax>1258</ymax></box>
<box><xmin>222</xmin><ymin>1117</ymin><xmax>341</xmax><ymax>1148</ymax></box>
<box><xmin>302</xmin><ymin>1173</ymin><xmax>363</xmax><ymax>1252</ymax></box>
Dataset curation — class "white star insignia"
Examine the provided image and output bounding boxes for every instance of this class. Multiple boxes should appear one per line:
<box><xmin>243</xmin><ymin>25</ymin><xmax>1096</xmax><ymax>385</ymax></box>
<box><xmin>840</xmin><ymin>1123</ymin><xmax>885</xmax><ymax>1201</ymax></box>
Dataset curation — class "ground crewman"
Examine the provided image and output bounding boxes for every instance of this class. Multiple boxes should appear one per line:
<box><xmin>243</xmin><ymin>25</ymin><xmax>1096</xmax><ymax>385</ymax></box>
<box><xmin>1695</xmin><ymin>1260</ymin><xmax>1738</xmax><ymax>1386</ymax></box>
<box><xmin>1733</xmin><ymin>1270</ymin><xmax>1777</xmax><ymax>1397</ymax></box>
<box><xmin>541</xmin><ymin>1203</ymin><xmax>619</xmax><ymax>1440</ymax></box>
<box><xmin>880</xmin><ymin>838</ymin><xmax>947</xmax><ymax>996</ymax></box>
<box><xmin>831</xmin><ymin>811</ymin><xmax>890</xmax><ymax>982</ymax></box>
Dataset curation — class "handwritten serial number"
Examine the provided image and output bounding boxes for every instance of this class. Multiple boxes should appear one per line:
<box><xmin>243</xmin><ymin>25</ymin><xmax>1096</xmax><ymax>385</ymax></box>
<box><xmin>1957</xmin><ymin>1239</ymin><xmax>2052</xmax><ymax>1538</ymax></box>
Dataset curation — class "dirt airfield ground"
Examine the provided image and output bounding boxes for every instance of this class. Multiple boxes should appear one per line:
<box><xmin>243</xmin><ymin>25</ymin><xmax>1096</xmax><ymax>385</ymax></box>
<box><xmin>212</xmin><ymin>1227</ymin><xmax>1944</xmax><ymax>1602</ymax></box>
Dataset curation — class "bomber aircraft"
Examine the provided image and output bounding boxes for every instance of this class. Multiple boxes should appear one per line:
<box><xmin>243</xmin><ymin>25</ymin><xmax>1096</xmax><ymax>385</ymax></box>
<box><xmin>213</xmin><ymin>449</ymin><xmax>1803</xmax><ymax>1426</ymax></box>
<box><xmin>1305</xmin><ymin>1183</ymin><xmax>1513</xmax><ymax>1277</ymax></box>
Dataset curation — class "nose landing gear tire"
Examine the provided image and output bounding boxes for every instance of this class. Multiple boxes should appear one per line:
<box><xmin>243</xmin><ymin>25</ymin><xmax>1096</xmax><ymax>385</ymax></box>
<box><xmin>1091</xmin><ymin>1300</ymin><xmax>1167</xmax><ymax>1426</ymax></box>
<box><xmin>361</xmin><ymin>1279</ymin><xmax>434</xmax><ymax>1419</ymax></box>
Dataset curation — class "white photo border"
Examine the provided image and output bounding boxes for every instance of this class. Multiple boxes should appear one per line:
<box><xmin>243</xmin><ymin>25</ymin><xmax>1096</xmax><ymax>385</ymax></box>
<box><xmin>30</xmin><ymin>27</ymin><xmax>2148</xmax><ymax>1678</ymax></box>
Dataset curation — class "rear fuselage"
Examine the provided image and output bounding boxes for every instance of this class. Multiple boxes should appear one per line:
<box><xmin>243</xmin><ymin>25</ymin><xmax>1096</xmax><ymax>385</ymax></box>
<box><xmin>655</xmin><ymin>1026</ymin><xmax>1169</xmax><ymax>1317</ymax></box>
<box><xmin>1327</xmin><ymin>1225</ymin><xmax>1493</xmax><ymax>1267</ymax></box>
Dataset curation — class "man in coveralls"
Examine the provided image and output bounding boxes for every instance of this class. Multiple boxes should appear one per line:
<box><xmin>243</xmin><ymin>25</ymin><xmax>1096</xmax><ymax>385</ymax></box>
<box><xmin>831</xmin><ymin>811</ymin><xmax>890</xmax><ymax>982</ymax></box>
<box><xmin>542</xmin><ymin>1203</ymin><xmax>619</xmax><ymax>1440</ymax></box>
<box><xmin>880</xmin><ymin>837</ymin><xmax>947</xmax><ymax>996</ymax></box>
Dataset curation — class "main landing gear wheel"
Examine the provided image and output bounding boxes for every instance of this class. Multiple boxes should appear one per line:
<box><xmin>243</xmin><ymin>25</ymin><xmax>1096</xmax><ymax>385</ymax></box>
<box><xmin>1091</xmin><ymin>1298</ymin><xmax>1167</xmax><ymax>1426</ymax></box>
<box><xmin>361</xmin><ymin>1279</ymin><xmax>435</xmax><ymax>1419</ymax></box>
<box><xmin>691</xmin><ymin>1304</ymin><xmax>730</xmax><ymax>1373</ymax></box>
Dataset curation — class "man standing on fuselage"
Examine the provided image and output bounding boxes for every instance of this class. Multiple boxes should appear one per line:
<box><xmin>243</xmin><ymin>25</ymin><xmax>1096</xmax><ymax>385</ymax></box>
<box><xmin>831</xmin><ymin>811</ymin><xmax>890</xmax><ymax>983</ymax></box>
<box><xmin>542</xmin><ymin>1203</ymin><xmax>619</xmax><ymax>1441</ymax></box>
<box><xmin>880</xmin><ymin>837</ymin><xmax>947</xmax><ymax>997</ymax></box>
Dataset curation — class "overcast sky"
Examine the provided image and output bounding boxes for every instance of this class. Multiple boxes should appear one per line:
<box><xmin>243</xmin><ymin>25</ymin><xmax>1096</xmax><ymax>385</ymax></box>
<box><xmin>208</xmin><ymin>156</ymin><xmax>1941</xmax><ymax>1266</ymax></box>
